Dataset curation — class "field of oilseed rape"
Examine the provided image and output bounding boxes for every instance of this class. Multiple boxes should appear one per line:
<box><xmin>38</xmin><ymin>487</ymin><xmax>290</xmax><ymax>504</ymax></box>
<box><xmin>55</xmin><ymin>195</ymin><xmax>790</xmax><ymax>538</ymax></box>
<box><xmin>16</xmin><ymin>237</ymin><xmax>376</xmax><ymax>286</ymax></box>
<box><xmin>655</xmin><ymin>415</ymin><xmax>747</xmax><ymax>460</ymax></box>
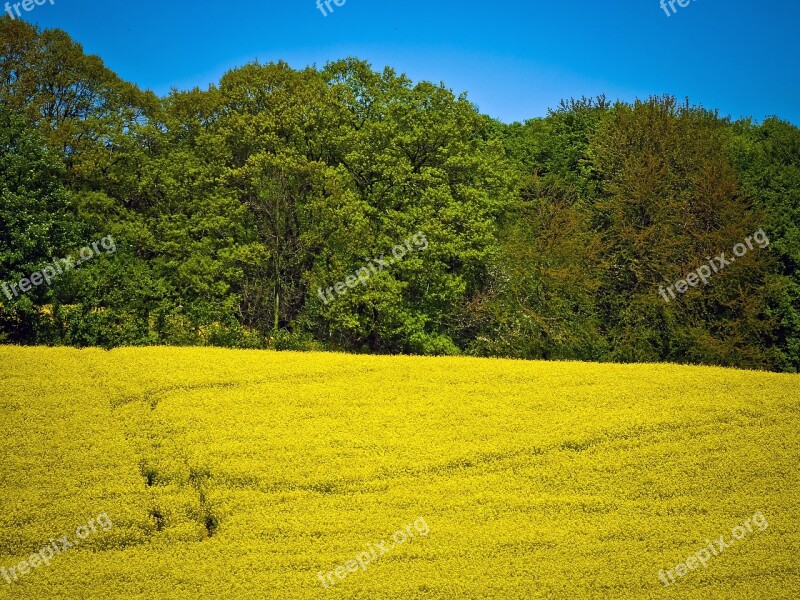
<box><xmin>0</xmin><ymin>347</ymin><xmax>798</xmax><ymax>599</ymax></box>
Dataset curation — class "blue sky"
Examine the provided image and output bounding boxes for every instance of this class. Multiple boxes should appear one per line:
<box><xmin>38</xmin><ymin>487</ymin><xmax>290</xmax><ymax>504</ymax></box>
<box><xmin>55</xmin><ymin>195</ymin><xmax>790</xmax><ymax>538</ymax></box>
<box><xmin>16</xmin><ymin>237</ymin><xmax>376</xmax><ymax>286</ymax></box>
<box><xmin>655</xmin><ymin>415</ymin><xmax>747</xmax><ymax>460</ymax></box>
<box><xmin>13</xmin><ymin>0</ymin><xmax>800</xmax><ymax>124</ymax></box>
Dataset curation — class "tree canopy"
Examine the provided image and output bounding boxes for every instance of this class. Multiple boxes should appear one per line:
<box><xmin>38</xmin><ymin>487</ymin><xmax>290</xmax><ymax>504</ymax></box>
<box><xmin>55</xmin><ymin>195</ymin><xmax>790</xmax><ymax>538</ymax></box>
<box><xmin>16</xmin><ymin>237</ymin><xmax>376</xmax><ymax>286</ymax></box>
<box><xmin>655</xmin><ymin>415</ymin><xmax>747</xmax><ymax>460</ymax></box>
<box><xmin>1</xmin><ymin>19</ymin><xmax>798</xmax><ymax>372</ymax></box>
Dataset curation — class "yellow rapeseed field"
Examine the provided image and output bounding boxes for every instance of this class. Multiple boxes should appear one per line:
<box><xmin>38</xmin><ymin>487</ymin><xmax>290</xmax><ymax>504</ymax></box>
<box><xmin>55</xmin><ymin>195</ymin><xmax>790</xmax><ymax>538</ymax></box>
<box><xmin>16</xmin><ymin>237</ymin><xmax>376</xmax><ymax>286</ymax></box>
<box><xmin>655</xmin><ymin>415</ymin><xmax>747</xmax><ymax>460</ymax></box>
<box><xmin>0</xmin><ymin>347</ymin><xmax>798</xmax><ymax>599</ymax></box>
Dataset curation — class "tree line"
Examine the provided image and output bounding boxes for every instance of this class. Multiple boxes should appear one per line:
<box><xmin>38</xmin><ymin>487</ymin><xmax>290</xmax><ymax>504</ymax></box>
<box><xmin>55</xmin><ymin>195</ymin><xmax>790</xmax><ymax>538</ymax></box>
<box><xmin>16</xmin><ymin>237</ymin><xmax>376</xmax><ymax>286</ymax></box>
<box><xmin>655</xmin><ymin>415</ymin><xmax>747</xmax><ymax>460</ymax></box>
<box><xmin>1</xmin><ymin>19</ymin><xmax>798</xmax><ymax>371</ymax></box>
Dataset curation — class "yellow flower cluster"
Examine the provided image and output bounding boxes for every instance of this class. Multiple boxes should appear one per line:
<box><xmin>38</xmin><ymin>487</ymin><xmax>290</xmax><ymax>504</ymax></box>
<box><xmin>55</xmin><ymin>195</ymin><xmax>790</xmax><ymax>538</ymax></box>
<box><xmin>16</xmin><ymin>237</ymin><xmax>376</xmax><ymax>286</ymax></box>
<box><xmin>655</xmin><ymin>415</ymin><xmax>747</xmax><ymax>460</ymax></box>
<box><xmin>0</xmin><ymin>347</ymin><xmax>798</xmax><ymax>598</ymax></box>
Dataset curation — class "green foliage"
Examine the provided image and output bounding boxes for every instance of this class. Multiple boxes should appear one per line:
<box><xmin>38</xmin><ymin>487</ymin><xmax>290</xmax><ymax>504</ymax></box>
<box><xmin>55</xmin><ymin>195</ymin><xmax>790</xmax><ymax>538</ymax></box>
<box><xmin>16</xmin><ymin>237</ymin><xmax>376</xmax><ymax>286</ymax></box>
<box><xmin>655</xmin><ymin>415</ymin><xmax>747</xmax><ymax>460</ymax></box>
<box><xmin>731</xmin><ymin>117</ymin><xmax>800</xmax><ymax>371</ymax></box>
<box><xmin>0</xmin><ymin>105</ymin><xmax>75</xmax><ymax>341</ymax></box>
<box><xmin>0</xmin><ymin>22</ymin><xmax>798</xmax><ymax>370</ymax></box>
<box><xmin>588</xmin><ymin>97</ymin><xmax>779</xmax><ymax>369</ymax></box>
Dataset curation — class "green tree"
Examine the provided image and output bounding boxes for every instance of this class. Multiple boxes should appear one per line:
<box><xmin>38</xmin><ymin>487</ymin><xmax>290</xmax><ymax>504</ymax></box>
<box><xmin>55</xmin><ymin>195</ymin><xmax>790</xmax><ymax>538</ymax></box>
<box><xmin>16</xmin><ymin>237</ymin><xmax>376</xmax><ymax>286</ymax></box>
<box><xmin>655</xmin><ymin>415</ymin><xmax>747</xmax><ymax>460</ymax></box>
<box><xmin>0</xmin><ymin>105</ymin><xmax>75</xmax><ymax>341</ymax></box>
<box><xmin>589</xmin><ymin>97</ymin><xmax>778</xmax><ymax>368</ymax></box>
<box><xmin>731</xmin><ymin>117</ymin><xmax>800</xmax><ymax>371</ymax></box>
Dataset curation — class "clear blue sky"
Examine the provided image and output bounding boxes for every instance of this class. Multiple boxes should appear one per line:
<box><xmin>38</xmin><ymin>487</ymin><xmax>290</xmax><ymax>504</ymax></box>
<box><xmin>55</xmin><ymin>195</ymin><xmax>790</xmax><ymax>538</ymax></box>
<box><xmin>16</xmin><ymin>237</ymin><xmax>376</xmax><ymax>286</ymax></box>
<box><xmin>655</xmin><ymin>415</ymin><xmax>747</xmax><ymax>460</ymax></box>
<box><xmin>15</xmin><ymin>0</ymin><xmax>800</xmax><ymax>124</ymax></box>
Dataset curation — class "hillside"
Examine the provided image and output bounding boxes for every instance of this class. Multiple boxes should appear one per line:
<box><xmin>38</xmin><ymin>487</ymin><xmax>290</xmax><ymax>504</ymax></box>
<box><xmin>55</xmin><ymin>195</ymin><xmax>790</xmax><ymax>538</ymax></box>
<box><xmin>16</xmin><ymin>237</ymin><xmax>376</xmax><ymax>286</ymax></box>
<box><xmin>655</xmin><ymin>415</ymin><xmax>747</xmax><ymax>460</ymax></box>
<box><xmin>0</xmin><ymin>347</ymin><xmax>798</xmax><ymax>598</ymax></box>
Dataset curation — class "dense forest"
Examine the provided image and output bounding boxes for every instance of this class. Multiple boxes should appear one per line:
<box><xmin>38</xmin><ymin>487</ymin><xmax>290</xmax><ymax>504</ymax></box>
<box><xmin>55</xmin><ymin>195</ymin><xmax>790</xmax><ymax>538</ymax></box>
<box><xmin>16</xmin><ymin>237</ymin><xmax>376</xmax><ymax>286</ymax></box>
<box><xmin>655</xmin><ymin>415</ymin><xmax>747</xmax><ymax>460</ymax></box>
<box><xmin>1</xmin><ymin>19</ymin><xmax>798</xmax><ymax>372</ymax></box>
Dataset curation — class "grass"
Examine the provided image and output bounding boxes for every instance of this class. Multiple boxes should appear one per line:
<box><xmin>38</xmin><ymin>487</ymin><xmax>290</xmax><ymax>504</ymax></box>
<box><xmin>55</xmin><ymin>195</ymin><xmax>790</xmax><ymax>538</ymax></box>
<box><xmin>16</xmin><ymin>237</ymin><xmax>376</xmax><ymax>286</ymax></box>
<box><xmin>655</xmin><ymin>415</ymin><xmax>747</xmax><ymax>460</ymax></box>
<box><xmin>0</xmin><ymin>346</ymin><xmax>798</xmax><ymax>598</ymax></box>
